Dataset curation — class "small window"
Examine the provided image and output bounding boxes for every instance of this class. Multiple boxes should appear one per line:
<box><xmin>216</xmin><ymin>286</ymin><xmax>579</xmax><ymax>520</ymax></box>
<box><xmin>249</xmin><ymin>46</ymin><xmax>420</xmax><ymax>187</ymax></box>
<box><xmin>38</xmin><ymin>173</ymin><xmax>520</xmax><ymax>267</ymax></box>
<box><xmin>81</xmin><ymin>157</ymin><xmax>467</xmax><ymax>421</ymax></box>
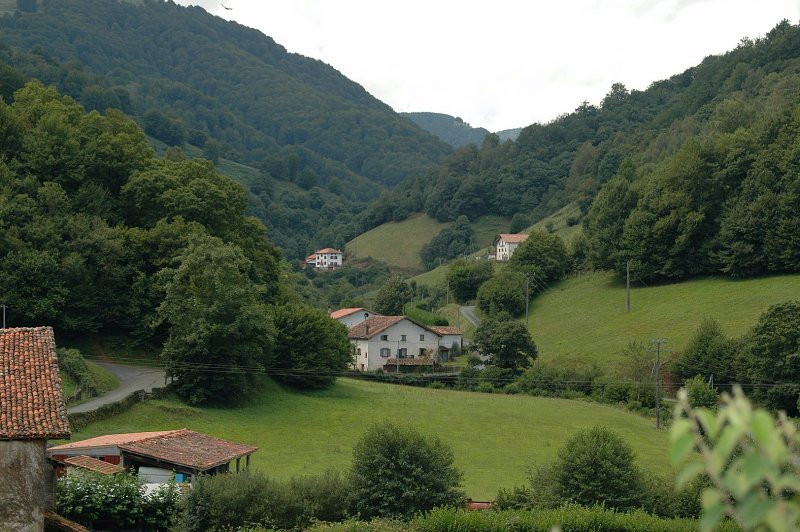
<box><xmin>380</xmin><ymin>334</ymin><xmax>388</xmax><ymax>341</ymax></box>
<box><xmin>380</xmin><ymin>348</ymin><xmax>391</xmax><ymax>357</ymax></box>
<box><xmin>401</xmin><ymin>335</ymin><xmax>407</xmax><ymax>341</ymax></box>
<box><xmin>398</xmin><ymin>348</ymin><xmax>408</xmax><ymax>358</ymax></box>
<box><xmin>419</xmin><ymin>334</ymin><xmax>425</xmax><ymax>341</ymax></box>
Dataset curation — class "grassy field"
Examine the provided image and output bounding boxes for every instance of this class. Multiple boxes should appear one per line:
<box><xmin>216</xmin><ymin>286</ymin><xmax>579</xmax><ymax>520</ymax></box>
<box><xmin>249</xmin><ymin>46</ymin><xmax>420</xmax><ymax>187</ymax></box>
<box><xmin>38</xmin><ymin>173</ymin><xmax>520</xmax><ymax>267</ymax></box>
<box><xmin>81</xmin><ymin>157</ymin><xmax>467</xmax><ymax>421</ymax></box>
<box><xmin>64</xmin><ymin>378</ymin><xmax>670</xmax><ymax>499</ymax></box>
<box><xmin>530</xmin><ymin>271</ymin><xmax>800</xmax><ymax>370</ymax></box>
<box><xmin>348</xmin><ymin>214</ymin><xmax>510</xmax><ymax>275</ymax></box>
<box><xmin>527</xmin><ymin>202</ymin><xmax>583</xmax><ymax>245</ymax></box>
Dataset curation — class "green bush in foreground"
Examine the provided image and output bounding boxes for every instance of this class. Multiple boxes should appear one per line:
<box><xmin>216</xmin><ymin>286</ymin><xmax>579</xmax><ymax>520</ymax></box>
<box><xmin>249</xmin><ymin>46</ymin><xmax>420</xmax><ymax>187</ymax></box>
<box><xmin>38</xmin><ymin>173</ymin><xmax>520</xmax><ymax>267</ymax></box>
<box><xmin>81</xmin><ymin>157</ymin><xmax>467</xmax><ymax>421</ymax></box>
<box><xmin>348</xmin><ymin>423</ymin><xmax>464</xmax><ymax>520</ymax></box>
<box><xmin>306</xmin><ymin>506</ymin><xmax>739</xmax><ymax>531</ymax></box>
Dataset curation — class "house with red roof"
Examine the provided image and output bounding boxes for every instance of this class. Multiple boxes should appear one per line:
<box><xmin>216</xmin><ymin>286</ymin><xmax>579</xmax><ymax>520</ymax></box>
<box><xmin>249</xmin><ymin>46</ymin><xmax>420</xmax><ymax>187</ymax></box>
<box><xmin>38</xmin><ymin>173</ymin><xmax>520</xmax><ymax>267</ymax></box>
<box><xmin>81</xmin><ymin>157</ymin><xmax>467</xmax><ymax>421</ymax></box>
<box><xmin>329</xmin><ymin>307</ymin><xmax>381</xmax><ymax>329</ymax></box>
<box><xmin>0</xmin><ymin>326</ymin><xmax>72</xmax><ymax>531</ymax></box>
<box><xmin>495</xmin><ymin>233</ymin><xmax>529</xmax><ymax>261</ymax></box>
<box><xmin>306</xmin><ymin>247</ymin><xmax>344</xmax><ymax>271</ymax></box>
<box><xmin>347</xmin><ymin>316</ymin><xmax>461</xmax><ymax>371</ymax></box>
<box><xmin>48</xmin><ymin>429</ymin><xmax>257</xmax><ymax>484</ymax></box>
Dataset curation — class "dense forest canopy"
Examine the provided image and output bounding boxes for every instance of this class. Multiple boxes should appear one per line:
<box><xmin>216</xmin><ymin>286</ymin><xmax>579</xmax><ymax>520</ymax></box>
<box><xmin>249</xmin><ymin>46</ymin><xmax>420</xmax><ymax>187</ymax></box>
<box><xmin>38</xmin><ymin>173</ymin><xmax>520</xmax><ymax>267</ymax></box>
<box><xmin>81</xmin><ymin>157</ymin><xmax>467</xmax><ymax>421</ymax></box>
<box><xmin>0</xmin><ymin>0</ymin><xmax>453</xmax><ymax>259</ymax></box>
<box><xmin>363</xmin><ymin>20</ymin><xmax>800</xmax><ymax>282</ymax></box>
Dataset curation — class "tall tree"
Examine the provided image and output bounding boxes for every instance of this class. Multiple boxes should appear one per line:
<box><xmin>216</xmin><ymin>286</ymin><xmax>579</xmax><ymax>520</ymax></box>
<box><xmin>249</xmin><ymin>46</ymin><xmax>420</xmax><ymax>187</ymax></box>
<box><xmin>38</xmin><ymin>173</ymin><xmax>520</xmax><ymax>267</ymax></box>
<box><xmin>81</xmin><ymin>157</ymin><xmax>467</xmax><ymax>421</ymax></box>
<box><xmin>156</xmin><ymin>235</ymin><xmax>275</xmax><ymax>405</ymax></box>
<box><xmin>471</xmin><ymin>318</ymin><xmax>537</xmax><ymax>373</ymax></box>
<box><xmin>374</xmin><ymin>275</ymin><xmax>412</xmax><ymax>315</ymax></box>
<box><xmin>270</xmin><ymin>304</ymin><xmax>352</xmax><ymax>389</ymax></box>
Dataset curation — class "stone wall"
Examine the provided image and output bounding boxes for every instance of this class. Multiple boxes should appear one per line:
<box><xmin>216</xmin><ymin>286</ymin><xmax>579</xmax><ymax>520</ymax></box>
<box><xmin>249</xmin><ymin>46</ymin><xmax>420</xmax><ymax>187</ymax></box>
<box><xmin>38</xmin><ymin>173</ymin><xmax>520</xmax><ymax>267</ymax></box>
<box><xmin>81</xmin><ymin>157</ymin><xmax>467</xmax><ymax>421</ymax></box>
<box><xmin>0</xmin><ymin>439</ymin><xmax>52</xmax><ymax>532</ymax></box>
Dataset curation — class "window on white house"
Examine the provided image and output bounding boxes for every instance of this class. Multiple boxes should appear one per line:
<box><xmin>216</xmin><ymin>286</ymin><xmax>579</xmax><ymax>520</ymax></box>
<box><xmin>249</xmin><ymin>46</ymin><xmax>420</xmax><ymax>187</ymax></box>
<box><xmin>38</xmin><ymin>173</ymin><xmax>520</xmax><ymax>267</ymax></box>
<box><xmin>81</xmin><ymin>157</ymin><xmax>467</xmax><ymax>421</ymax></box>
<box><xmin>419</xmin><ymin>334</ymin><xmax>424</xmax><ymax>341</ymax></box>
<box><xmin>380</xmin><ymin>334</ymin><xmax>388</xmax><ymax>341</ymax></box>
<box><xmin>380</xmin><ymin>348</ymin><xmax>390</xmax><ymax>357</ymax></box>
<box><xmin>401</xmin><ymin>335</ymin><xmax>407</xmax><ymax>341</ymax></box>
<box><xmin>398</xmin><ymin>348</ymin><xmax>407</xmax><ymax>358</ymax></box>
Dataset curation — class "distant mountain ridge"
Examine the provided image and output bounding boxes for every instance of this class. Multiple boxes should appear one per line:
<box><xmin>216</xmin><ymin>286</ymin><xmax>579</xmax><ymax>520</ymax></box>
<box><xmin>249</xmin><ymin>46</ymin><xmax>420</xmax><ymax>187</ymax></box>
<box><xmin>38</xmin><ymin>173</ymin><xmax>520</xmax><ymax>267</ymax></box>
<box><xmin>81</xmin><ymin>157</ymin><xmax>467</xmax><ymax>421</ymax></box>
<box><xmin>0</xmin><ymin>0</ymin><xmax>453</xmax><ymax>259</ymax></box>
<box><xmin>403</xmin><ymin>112</ymin><xmax>489</xmax><ymax>148</ymax></box>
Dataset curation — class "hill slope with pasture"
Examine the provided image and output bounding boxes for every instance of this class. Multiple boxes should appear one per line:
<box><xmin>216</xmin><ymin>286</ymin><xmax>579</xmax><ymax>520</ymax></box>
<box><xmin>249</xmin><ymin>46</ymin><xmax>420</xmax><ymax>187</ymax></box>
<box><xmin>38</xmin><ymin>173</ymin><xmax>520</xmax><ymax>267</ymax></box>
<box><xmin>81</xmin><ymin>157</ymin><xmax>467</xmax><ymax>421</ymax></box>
<box><xmin>530</xmin><ymin>272</ymin><xmax>800</xmax><ymax>371</ymax></box>
<box><xmin>65</xmin><ymin>378</ymin><xmax>670</xmax><ymax>499</ymax></box>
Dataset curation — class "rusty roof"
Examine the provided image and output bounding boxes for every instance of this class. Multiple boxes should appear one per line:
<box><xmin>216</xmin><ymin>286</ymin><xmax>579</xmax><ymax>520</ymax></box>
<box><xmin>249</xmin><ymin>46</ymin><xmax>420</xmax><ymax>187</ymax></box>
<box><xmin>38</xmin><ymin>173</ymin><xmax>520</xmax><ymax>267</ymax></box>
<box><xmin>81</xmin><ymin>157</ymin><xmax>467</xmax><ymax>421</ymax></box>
<box><xmin>348</xmin><ymin>315</ymin><xmax>406</xmax><ymax>339</ymax></box>
<box><xmin>429</xmin><ymin>326</ymin><xmax>462</xmax><ymax>335</ymax></box>
<box><xmin>315</xmin><ymin>248</ymin><xmax>342</xmax><ymax>254</ymax></box>
<box><xmin>0</xmin><ymin>327</ymin><xmax>71</xmax><ymax>440</ymax></box>
<box><xmin>384</xmin><ymin>357</ymin><xmax>436</xmax><ymax>366</ymax></box>
<box><xmin>48</xmin><ymin>430</ymin><xmax>179</xmax><ymax>452</ymax></box>
<box><xmin>330</xmin><ymin>307</ymin><xmax>367</xmax><ymax>320</ymax></box>
<box><xmin>63</xmin><ymin>455</ymin><xmax>124</xmax><ymax>475</ymax></box>
<box><xmin>497</xmin><ymin>233</ymin><xmax>529</xmax><ymax>244</ymax></box>
<box><xmin>118</xmin><ymin>429</ymin><xmax>257</xmax><ymax>471</ymax></box>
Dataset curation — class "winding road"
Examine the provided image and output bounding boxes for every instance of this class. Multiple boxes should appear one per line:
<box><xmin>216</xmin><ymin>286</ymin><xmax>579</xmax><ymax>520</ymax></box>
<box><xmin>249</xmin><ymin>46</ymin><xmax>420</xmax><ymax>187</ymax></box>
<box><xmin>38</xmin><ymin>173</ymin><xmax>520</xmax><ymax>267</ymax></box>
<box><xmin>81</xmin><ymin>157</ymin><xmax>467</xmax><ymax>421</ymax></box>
<box><xmin>460</xmin><ymin>305</ymin><xmax>481</xmax><ymax>328</ymax></box>
<box><xmin>67</xmin><ymin>362</ymin><xmax>166</xmax><ymax>414</ymax></box>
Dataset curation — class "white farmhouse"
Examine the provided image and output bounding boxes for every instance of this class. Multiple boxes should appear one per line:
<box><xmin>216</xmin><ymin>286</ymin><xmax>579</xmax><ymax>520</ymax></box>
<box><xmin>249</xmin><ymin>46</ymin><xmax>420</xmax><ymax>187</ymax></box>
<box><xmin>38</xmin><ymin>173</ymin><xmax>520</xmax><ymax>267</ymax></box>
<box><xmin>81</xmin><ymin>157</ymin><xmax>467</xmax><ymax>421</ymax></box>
<box><xmin>329</xmin><ymin>308</ymin><xmax>381</xmax><ymax>329</ymax></box>
<box><xmin>348</xmin><ymin>316</ymin><xmax>439</xmax><ymax>371</ymax></box>
<box><xmin>494</xmin><ymin>233</ymin><xmax>529</xmax><ymax>261</ymax></box>
<box><xmin>311</xmin><ymin>248</ymin><xmax>344</xmax><ymax>271</ymax></box>
<box><xmin>429</xmin><ymin>326</ymin><xmax>463</xmax><ymax>360</ymax></box>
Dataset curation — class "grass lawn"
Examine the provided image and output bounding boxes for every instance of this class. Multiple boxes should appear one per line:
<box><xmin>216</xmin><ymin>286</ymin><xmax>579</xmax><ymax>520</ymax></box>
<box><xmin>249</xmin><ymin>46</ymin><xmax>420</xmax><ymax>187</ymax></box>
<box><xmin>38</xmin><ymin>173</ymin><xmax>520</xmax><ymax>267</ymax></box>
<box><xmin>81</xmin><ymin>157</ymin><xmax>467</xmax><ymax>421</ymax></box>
<box><xmin>530</xmin><ymin>271</ymin><xmax>800</xmax><ymax>370</ymax></box>
<box><xmin>65</xmin><ymin>378</ymin><xmax>670</xmax><ymax>499</ymax></box>
<box><xmin>526</xmin><ymin>202</ymin><xmax>583</xmax><ymax>245</ymax></box>
<box><xmin>62</xmin><ymin>360</ymin><xmax>120</xmax><ymax>404</ymax></box>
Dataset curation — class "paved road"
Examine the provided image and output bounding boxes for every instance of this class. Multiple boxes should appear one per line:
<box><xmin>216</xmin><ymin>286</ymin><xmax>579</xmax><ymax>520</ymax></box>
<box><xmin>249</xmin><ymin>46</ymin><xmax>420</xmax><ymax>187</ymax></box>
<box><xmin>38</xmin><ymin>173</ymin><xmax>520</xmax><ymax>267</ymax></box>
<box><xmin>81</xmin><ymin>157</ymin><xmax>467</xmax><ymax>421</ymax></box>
<box><xmin>460</xmin><ymin>305</ymin><xmax>481</xmax><ymax>328</ymax></box>
<box><xmin>67</xmin><ymin>362</ymin><xmax>166</xmax><ymax>414</ymax></box>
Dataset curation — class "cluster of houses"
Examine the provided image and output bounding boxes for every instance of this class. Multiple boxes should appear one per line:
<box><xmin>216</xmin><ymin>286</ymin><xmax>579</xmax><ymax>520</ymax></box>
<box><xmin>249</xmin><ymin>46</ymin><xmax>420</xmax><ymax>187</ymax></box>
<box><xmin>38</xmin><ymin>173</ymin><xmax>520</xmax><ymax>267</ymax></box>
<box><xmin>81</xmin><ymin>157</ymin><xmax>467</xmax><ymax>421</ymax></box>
<box><xmin>304</xmin><ymin>232</ymin><xmax>528</xmax><ymax>273</ymax></box>
<box><xmin>0</xmin><ymin>326</ymin><xmax>258</xmax><ymax>531</ymax></box>
<box><xmin>330</xmin><ymin>308</ymin><xmax>462</xmax><ymax>373</ymax></box>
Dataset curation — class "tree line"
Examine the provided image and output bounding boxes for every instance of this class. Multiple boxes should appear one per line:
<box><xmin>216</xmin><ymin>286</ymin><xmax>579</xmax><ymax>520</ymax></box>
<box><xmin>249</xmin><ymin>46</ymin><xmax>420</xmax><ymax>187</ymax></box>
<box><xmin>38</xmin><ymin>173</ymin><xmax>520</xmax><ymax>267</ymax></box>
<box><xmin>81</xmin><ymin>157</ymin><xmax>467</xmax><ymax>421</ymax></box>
<box><xmin>0</xmin><ymin>80</ymin><xmax>351</xmax><ymax>404</ymax></box>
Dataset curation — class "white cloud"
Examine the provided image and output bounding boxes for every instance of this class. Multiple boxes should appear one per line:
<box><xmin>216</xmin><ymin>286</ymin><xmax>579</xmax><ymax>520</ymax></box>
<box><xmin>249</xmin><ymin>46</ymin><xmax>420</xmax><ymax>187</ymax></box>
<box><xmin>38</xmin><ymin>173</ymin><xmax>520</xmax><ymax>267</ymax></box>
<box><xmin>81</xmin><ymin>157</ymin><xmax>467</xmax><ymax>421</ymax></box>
<box><xmin>176</xmin><ymin>0</ymin><xmax>799</xmax><ymax>131</ymax></box>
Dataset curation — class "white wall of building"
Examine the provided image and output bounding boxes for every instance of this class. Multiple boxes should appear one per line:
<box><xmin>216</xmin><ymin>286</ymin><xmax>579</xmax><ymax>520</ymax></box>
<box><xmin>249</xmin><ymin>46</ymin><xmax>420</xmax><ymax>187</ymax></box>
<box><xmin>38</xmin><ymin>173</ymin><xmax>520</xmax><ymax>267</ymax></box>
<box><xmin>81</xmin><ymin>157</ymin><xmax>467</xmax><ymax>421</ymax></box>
<box><xmin>353</xmin><ymin>319</ymin><xmax>442</xmax><ymax>371</ymax></box>
<box><xmin>337</xmin><ymin>310</ymin><xmax>378</xmax><ymax>329</ymax></box>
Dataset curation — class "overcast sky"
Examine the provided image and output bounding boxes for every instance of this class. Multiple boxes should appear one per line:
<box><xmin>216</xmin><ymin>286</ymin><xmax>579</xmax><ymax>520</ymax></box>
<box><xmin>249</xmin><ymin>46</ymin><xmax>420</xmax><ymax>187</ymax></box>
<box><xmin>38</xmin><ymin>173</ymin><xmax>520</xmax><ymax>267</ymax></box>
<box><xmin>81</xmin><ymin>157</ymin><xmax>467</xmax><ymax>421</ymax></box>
<box><xmin>176</xmin><ymin>0</ymin><xmax>799</xmax><ymax>132</ymax></box>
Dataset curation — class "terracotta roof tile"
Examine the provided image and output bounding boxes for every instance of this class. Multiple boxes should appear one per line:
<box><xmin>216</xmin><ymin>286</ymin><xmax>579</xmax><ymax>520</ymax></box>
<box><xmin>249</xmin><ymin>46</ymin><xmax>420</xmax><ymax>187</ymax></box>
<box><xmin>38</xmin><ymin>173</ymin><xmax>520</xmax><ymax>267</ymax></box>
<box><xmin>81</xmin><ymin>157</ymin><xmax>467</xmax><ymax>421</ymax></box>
<box><xmin>497</xmin><ymin>233</ymin><xmax>529</xmax><ymax>243</ymax></box>
<box><xmin>48</xmin><ymin>430</ymin><xmax>179</xmax><ymax>451</ymax></box>
<box><xmin>0</xmin><ymin>327</ymin><xmax>71</xmax><ymax>439</ymax></box>
<box><xmin>385</xmin><ymin>357</ymin><xmax>436</xmax><ymax>366</ymax></box>
<box><xmin>316</xmin><ymin>248</ymin><xmax>342</xmax><ymax>254</ymax></box>
<box><xmin>63</xmin><ymin>455</ymin><xmax>124</xmax><ymax>475</ymax></box>
<box><xmin>348</xmin><ymin>316</ymin><xmax>406</xmax><ymax>339</ymax></box>
<box><xmin>429</xmin><ymin>326</ymin><xmax>462</xmax><ymax>335</ymax></box>
<box><xmin>118</xmin><ymin>429</ymin><xmax>257</xmax><ymax>471</ymax></box>
<box><xmin>330</xmin><ymin>307</ymin><xmax>367</xmax><ymax>320</ymax></box>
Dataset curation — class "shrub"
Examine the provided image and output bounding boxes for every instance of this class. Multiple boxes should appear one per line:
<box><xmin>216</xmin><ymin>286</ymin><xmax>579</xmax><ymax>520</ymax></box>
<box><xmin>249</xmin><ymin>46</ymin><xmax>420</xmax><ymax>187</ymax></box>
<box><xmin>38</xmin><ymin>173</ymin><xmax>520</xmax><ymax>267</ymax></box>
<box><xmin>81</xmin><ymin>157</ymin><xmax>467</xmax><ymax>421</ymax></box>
<box><xmin>684</xmin><ymin>375</ymin><xmax>719</xmax><ymax>409</ymax></box>
<box><xmin>181</xmin><ymin>471</ymin><xmax>349</xmax><ymax>531</ymax></box>
<box><xmin>551</xmin><ymin>426</ymin><xmax>644</xmax><ymax>511</ymax></box>
<box><xmin>56</xmin><ymin>470</ymin><xmax>180</xmax><ymax>530</ymax></box>
<box><xmin>348</xmin><ymin>422</ymin><xmax>464</xmax><ymax>520</ymax></box>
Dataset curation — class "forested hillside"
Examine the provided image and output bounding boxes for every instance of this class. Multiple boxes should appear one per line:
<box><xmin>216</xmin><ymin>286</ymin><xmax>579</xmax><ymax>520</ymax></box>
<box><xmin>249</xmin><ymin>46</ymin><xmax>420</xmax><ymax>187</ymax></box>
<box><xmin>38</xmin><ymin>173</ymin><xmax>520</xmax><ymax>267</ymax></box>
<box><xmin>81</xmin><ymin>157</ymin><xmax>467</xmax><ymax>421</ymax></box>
<box><xmin>403</xmin><ymin>112</ymin><xmax>489</xmax><ymax>148</ymax></box>
<box><xmin>364</xmin><ymin>20</ymin><xmax>800</xmax><ymax>281</ymax></box>
<box><xmin>0</xmin><ymin>0</ymin><xmax>452</xmax><ymax>259</ymax></box>
<box><xmin>0</xmin><ymin>79</ymin><xmax>354</xmax><ymax>404</ymax></box>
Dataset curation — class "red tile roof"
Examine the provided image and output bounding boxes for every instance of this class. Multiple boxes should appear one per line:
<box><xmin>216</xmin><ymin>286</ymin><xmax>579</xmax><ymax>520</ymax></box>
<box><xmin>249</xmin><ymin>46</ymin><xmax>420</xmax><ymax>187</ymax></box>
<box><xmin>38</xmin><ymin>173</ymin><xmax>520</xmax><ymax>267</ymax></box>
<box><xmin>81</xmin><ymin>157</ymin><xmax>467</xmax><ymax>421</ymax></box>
<box><xmin>316</xmin><ymin>248</ymin><xmax>342</xmax><ymax>254</ymax></box>
<box><xmin>118</xmin><ymin>429</ymin><xmax>257</xmax><ymax>471</ymax></box>
<box><xmin>48</xmin><ymin>430</ymin><xmax>179</xmax><ymax>452</ymax></box>
<box><xmin>330</xmin><ymin>307</ymin><xmax>367</xmax><ymax>320</ymax></box>
<box><xmin>348</xmin><ymin>316</ymin><xmax>406</xmax><ymax>339</ymax></box>
<box><xmin>384</xmin><ymin>357</ymin><xmax>436</xmax><ymax>366</ymax></box>
<box><xmin>0</xmin><ymin>327</ymin><xmax>71</xmax><ymax>439</ymax></box>
<box><xmin>429</xmin><ymin>326</ymin><xmax>462</xmax><ymax>335</ymax></box>
<box><xmin>63</xmin><ymin>455</ymin><xmax>124</xmax><ymax>475</ymax></box>
<box><xmin>497</xmin><ymin>233</ymin><xmax>529</xmax><ymax>244</ymax></box>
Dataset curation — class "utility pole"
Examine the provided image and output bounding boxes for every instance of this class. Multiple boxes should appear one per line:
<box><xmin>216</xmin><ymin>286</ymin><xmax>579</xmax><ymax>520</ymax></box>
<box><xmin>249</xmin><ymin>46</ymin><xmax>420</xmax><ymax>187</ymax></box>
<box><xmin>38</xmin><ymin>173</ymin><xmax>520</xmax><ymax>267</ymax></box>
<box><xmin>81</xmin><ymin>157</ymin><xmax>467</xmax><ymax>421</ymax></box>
<box><xmin>626</xmin><ymin>261</ymin><xmax>631</xmax><ymax>313</ymax></box>
<box><xmin>651</xmin><ymin>338</ymin><xmax>667</xmax><ymax>429</ymax></box>
<box><xmin>524</xmin><ymin>272</ymin><xmax>534</xmax><ymax>330</ymax></box>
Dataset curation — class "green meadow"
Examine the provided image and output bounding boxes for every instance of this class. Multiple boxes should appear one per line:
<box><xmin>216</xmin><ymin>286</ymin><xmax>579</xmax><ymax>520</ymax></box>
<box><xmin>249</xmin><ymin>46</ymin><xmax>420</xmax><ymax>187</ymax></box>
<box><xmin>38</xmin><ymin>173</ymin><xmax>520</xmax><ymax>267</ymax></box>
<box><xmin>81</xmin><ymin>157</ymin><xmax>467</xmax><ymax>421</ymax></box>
<box><xmin>67</xmin><ymin>378</ymin><xmax>670</xmax><ymax>499</ymax></box>
<box><xmin>530</xmin><ymin>271</ymin><xmax>800</xmax><ymax>370</ymax></box>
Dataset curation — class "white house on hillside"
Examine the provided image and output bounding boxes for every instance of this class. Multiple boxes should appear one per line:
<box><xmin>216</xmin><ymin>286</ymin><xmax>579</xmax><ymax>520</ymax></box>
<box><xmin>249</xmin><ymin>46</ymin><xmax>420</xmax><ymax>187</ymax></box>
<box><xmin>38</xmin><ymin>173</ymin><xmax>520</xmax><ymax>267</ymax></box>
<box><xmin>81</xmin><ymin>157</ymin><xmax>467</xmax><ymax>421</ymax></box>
<box><xmin>495</xmin><ymin>233</ymin><xmax>529</xmax><ymax>261</ymax></box>
<box><xmin>429</xmin><ymin>326</ymin><xmax>463</xmax><ymax>358</ymax></box>
<box><xmin>330</xmin><ymin>308</ymin><xmax>381</xmax><ymax>329</ymax></box>
<box><xmin>306</xmin><ymin>248</ymin><xmax>344</xmax><ymax>271</ymax></box>
<box><xmin>348</xmin><ymin>316</ymin><xmax>461</xmax><ymax>371</ymax></box>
